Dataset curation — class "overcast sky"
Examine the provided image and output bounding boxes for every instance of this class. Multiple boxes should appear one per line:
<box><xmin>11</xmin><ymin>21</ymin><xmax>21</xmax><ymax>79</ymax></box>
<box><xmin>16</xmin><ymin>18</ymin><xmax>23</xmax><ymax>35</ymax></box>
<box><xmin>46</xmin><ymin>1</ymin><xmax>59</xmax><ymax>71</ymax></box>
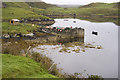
<box><xmin>41</xmin><ymin>0</ymin><xmax>119</xmax><ymax>5</ymax></box>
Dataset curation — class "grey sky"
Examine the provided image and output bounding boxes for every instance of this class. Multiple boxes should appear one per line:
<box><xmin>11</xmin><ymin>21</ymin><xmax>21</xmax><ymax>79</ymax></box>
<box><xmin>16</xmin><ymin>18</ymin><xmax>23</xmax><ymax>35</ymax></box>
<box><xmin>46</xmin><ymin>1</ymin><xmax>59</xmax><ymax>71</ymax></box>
<box><xmin>41</xmin><ymin>0</ymin><xmax>119</xmax><ymax>5</ymax></box>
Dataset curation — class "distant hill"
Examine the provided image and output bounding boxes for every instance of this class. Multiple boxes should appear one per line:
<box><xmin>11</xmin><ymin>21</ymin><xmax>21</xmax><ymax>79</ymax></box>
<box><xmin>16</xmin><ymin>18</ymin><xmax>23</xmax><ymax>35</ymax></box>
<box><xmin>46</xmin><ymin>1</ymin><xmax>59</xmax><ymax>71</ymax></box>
<box><xmin>2</xmin><ymin>2</ymin><xmax>51</xmax><ymax>20</ymax></box>
<box><xmin>2</xmin><ymin>2</ymin><xmax>57</xmax><ymax>9</ymax></box>
<box><xmin>2</xmin><ymin>2</ymin><xmax>30</xmax><ymax>8</ymax></box>
<box><xmin>26</xmin><ymin>2</ymin><xmax>57</xmax><ymax>9</ymax></box>
<box><xmin>56</xmin><ymin>5</ymin><xmax>82</xmax><ymax>8</ymax></box>
<box><xmin>2</xmin><ymin>2</ymin><xmax>119</xmax><ymax>20</ymax></box>
<box><xmin>79</xmin><ymin>2</ymin><xmax>119</xmax><ymax>8</ymax></box>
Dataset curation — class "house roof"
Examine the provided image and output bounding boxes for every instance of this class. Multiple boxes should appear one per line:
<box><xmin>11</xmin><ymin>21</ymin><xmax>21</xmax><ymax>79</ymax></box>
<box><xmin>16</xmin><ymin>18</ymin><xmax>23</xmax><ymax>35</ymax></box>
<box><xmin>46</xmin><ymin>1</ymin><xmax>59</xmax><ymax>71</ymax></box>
<box><xmin>12</xmin><ymin>19</ymin><xmax>19</xmax><ymax>22</ymax></box>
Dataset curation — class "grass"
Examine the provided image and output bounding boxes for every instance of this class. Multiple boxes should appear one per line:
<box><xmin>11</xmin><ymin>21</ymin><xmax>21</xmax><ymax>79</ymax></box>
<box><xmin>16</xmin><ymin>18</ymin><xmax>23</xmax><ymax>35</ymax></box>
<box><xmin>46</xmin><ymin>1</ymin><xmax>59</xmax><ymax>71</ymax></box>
<box><xmin>85</xmin><ymin>43</ymin><xmax>102</xmax><ymax>49</ymax></box>
<box><xmin>2</xmin><ymin>54</ymin><xmax>57</xmax><ymax>78</ymax></box>
<box><xmin>96</xmin><ymin>46</ymin><xmax>102</xmax><ymax>49</ymax></box>
<box><xmin>80</xmin><ymin>2</ymin><xmax>117</xmax><ymax>8</ymax></box>
<box><xmin>2</xmin><ymin>39</ymin><xmax>64</xmax><ymax>78</ymax></box>
<box><xmin>81</xmin><ymin>49</ymin><xmax>85</xmax><ymax>52</ymax></box>
<box><xmin>59</xmin><ymin>47</ymin><xmax>68</xmax><ymax>52</ymax></box>
<box><xmin>31</xmin><ymin>53</ymin><xmax>62</xmax><ymax>77</ymax></box>
<box><xmin>72</xmin><ymin>48</ymin><xmax>80</xmax><ymax>53</ymax></box>
<box><xmin>88</xmin><ymin>75</ymin><xmax>103</xmax><ymax>79</ymax></box>
<box><xmin>3</xmin><ymin>2</ymin><xmax>30</xmax><ymax>9</ymax></box>
<box><xmin>2</xmin><ymin>2</ymin><xmax>50</xmax><ymax>21</ymax></box>
<box><xmin>64</xmin><ymin>42</ymin><xmax>83</xmax><ymax>47</ymax></box>
<box><xmin>2</xmin><ymin>22</ymin><xmax>39</xmax><ymax>34</ymax></box>
<box><xmin>2</xmin><ymin>7</ymin><xmax>49</xmax><ymax>20</ymax></box>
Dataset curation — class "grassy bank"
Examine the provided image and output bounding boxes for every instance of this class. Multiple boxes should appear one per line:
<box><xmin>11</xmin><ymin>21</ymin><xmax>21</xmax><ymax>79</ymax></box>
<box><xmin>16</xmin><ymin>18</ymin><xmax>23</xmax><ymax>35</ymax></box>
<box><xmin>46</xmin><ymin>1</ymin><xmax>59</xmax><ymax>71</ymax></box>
<box><xmin>2</xmin><ymin>39</ymin><xmax>103</xmax><ymax>79</ymax></box>
<box><xmin>2</xmin><ymin>22</ymin><xmax>39</xmax><ymax>34</ymax></box>
<box><xmin>2</xmin><ymin>39</ymin><xmax>64</xmax><ymax>78</ymax></box>
<box><xmin>2</xmin><ymin>54</ymin><xmax>57</xmax><ymax>78</ymax></box>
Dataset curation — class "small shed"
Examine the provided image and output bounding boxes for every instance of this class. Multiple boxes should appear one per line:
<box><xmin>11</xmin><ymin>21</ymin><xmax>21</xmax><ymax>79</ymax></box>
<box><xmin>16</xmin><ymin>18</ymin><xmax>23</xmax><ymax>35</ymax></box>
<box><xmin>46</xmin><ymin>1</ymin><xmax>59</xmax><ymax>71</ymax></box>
<box><xmin>10</xmin><ymin>19</ymin><xmax>20</xmax><ymax>25</ymax></box>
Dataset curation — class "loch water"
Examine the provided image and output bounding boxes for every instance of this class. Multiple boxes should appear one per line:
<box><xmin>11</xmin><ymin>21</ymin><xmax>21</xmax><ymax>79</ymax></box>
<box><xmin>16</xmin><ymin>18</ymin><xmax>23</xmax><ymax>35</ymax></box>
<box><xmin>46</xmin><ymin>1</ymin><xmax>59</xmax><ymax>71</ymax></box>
<box><xmin>33</xmin><ymin>19</ymin><xmax>118</xmax><ymax>78</ymax></box>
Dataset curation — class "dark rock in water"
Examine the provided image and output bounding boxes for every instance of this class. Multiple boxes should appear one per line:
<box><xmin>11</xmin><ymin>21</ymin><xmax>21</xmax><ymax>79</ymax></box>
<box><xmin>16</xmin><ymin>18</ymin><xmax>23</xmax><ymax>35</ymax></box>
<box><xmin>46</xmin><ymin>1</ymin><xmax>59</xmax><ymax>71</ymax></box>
<box><xmin>73</xmin><ymin>14</ymin><xmax>76</xmax><ymax>19</ymax></box>
<box><xmin>92</xmin><ymin>31</ymin><xmax>98</xmax><ymax>35</ymax></box>
<box><xmin>73</xmin><ymin>21</ymin><xmax>76</xmax><ymax>23</ymax></box>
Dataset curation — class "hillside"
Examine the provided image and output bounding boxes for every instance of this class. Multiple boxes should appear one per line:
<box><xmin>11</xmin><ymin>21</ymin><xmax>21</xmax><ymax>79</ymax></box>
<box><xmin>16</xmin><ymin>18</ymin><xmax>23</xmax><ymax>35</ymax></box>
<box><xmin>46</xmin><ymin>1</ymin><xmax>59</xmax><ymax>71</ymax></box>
<box><xmin>2</xmin><ymin>2</ymin><xmax>55</xmax><ymax>34</ymax></box>
<box><xmin>2</xmin><ymin>2</ymin><xmax>119</xmax><ymax>27</ymax></box>
<box><xmin>2</xmin><ymin>2</ymin><xmax>56</xmax><ymax>9</ymax></box>
<box><xmin>26</xmin><ymin>2</ymin><xmax>57</xmax><ymax>9</ymax></box>
<box><xmin>2</xmin><ymin>7</ymin><xmax>49</xmax><ymax>20</ymax></box>
<box><xmin>2</xmin><ymin>54</ymin><xmax>57</xmax><ymax>78</ymax></box>
<box><xmin>2</xmin><ymin>2</ymin><xmax>29</xmax><ymax>8</ymax></box>
<box><xmin>2</xmin><ymin>2</ymin><xmax>118</xmax><ymax>20</ymax></box>
<box><xmin>2</xmin><ymin>2</ymin><xmax>55</xmax><ymax>20</ymax></box>
<box><xmin>44</xmin><ymin>2</ymin><xmax>118</xmax><ymax>16</ymax></box>
<box><xmin>79</xmin><ymin>2</ymin><xmax>118</xmax><ymax>8</ymax></box>
<box><xmin>56</xmin><ymin>5</ymin><xmax>82</xmax><ymax>8</ymax></box>
<box><xmin>78</xmin><ymin>2</ymin><xmax>118</xmax><ymax>16</ymax></box>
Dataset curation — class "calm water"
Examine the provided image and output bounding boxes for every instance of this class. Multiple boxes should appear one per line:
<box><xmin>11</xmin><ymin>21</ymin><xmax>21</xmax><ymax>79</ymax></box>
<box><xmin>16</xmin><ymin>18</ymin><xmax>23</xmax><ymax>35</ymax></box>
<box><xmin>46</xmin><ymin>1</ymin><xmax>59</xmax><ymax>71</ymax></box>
<box><xmin>33</xmin><ymin>19</ymin><xmax>118</xmax><ymax>78</ymax></box>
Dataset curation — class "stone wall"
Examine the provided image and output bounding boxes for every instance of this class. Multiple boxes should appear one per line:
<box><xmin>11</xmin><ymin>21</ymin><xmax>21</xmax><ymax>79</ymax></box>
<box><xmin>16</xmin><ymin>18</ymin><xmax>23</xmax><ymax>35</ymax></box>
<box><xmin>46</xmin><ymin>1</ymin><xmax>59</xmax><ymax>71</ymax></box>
<box><xmin>56</xmin><ymin>28</ymin><xmax>84</xmax><ymax>43</ymax></box>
